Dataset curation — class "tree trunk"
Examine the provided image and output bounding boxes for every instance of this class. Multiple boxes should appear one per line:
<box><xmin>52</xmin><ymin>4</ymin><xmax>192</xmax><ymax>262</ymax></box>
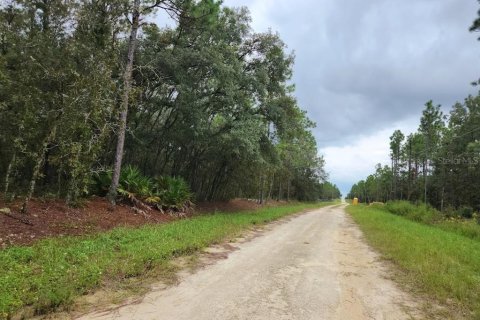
<box><xmin>423</xmin><ymin>159</ymin><xmax>428</xmax><ymax>204</ymax></box>
<box><xmin>268</xmin><ymin>173</ymin><xmax>274</xmax><ymax>200</ymax></box>
<box><xmin>440</xmin><ymin>186</ymin><xmax>445</xmax><ymax>212</ymax></box>
<box><xmin>287</xmin><ymin>178</ymin><xmax>290</xmax><ymax>202</ymax></box>
<box><xmin>4</xmin><ymin>152</ymin><xmax>16</xmax><ymax>199</ymax></box>
<box><xmin>390</xmin><ymin>157</ymin><xmax>394</xmax><ymax>201</ymax></box>
<box><xmin>407</xmin><ymin>140</ymin><xmax>412</xmax><ymax>200</ymax></box>
<box><xmin>22</xmin><ymin>126</ymin><xmax>57</xmax><ymax>214</ymax></box>
<box><xmin>259</xmin><ymin>175</ymin><xmax>265</xmax><ymax>204</ymax></box>
<box><xmin>108</xmin><ymin>0</ymin><xmax>141</xmax><ymax>205</ymax></box>
<box><xmin>424</xmin><ymin>137</ymin><xmax>429</xmax><ymax>204</ymax></box>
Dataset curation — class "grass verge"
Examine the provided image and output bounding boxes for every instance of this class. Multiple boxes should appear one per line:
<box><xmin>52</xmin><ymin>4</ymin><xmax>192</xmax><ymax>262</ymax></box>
<box><xmin>0</xmin><ymin>202</ymin><xmax>331</xmax><ymax>319</ymax></box>
<box><xmin>436</xmin><ymin>219</ymin><xmax>480</xmax><ymax>242</ymax></box>
<box><xmin>347</xmin><ymin>205</ymin><xmax>480</xmax><ymax>319</ymax></box>
<box><xmin>380</xmin><ymin>200</ymin><xmax>480</xmax><ymax>242</ymax></box>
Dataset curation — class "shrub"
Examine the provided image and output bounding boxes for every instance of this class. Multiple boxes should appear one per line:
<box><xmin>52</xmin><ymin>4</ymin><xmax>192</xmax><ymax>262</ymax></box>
<box><xmin>369</xmin><ymin>202</ymin><xmax>385</xmax><ymax>209</ymax></box>
<box><xmin>91</xmin><ymin>168</ymin><xmax>193</xmax><ymax>214</ymax></box>
<box><xmin>385</xmin><ymin>201</ymin><xmax>415</xmax><ymax>216</ymax></box>
<box><xmin>154</xmin><ymin>176</ymin><xmax>192</xmax><ymax>211</ymax></box>
<box><xmin>385</xmin><ymin>201</ymin><xmax>440</xmax><ymax>224</ymax></box>
<box><xmin>118</xmin><ymin>165</ymin><xmax>154</xmax><ymax>199</ymax></box>
<box><xmin>91</xmin><ymin>166</ymin><xmax>154</xmax><ymax>200</ymax></box>
<box><xmin>443</xmin><ymin>206</ymin><xmax>457</xmax><ymax>219</ymax></box>
<box><xmin>457</xmin><ymin>206</ymin><xmax>474</xmax><ymax>219</ymax></box>
<box><xmin>90</xmin><ymin>170</ymin><xmax>112</xmax><ymax>197</ymax></box>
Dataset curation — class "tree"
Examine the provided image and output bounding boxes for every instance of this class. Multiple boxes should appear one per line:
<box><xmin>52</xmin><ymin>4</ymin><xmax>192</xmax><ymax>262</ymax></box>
<box><xmin>108</xmin><ymin>0</ymin><xmax>141</xmax><ymax>204</ymax></box>
<box><xmin>389</xmin><ymin>130</ymin><xmax>405</xmax><ymax>200</ymax></box>
<box><xmin>350</xmin><ymin>93</ymin><xmax>480</xmax><ymax>212</ymax></box>
<box><xmin>0</xmin><ymin>1</ymin><xmax>331</xmax><ymax>210</ymax></box>
<box><xmin>419</xmin><ymin>100</ymin><xmax>444</xmax><ymax>204</ymax></box>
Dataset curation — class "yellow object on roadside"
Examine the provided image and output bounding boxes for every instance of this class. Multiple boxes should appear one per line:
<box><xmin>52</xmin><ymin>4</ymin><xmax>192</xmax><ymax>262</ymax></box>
<box><xmin>353</xmin><ymin>197</ymin><xmax>359</xmax><ymax>205</ymax></box>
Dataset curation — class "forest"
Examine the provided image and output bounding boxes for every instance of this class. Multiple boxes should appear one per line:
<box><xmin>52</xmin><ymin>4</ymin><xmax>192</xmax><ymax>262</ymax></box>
<box><xmin>0</xmin><ymin>0</ymin><xmax>340</xmax><ymax>213</ymax></box>
<box><xmin>347</xmin><ymin>95</ymin><xmax>480</xmax><ymax>212</ymax></box>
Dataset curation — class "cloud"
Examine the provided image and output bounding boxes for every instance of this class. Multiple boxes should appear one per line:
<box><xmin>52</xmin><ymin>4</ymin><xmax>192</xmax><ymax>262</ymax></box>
<box><xmin>223</xmin><ymin>0</ymin><xmax>480</xmax><ymax>191</ymax></box>
<box><xmin>150</xmin><ymin>0</ymin><xmax>480</xmax><ymax>195</ymax></box>
<box><xmin>225</xmin><ymin>0</ymin><xmax>480</xmax><ymax>145</ymax></box>
<box><xmin>320</xmin><ymin>116</ymin><xmax>420</xmax><ymax>196</ymax></box>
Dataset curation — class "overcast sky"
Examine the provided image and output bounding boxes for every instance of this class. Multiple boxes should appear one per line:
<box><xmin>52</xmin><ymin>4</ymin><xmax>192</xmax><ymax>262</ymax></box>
<box><xmin>220</xmin><ymin>0</ymin><xmax>480</xmax><ymax>196</ymax></box>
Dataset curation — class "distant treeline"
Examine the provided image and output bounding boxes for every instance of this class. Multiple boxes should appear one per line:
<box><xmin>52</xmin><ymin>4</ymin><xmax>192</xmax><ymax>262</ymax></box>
<box><xmin>0</xmin><ymin>0</ymin><xmax>339</xmax><ymax>210</ymax></box>
<box><xmin>347</xmin><ymin>94</ymin><xmax>480</xmax><ymax>211</ymax></box>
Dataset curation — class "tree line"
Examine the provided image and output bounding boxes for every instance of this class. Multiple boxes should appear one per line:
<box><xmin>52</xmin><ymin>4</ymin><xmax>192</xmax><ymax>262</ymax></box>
<box><xmin>348</xmin><ymin>96</ymin><xmax>480</xmax><ymax>211</ymax></box>
<box><xmin>0</xmin><ymin>0</ymin><xmax>338</xmax><ymax>211</ymax></box>
<box><xmin>348</xmin><ymin>9</ymin><xmax>480</xmax><ymax>212</ymax></box>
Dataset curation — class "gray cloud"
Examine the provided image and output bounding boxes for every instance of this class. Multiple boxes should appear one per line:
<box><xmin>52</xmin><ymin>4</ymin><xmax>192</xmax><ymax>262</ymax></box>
<box><xmin>219</xmin><ymin>0</ymin><xmax>480</xmax><ymax>196</ymax></box>
<box><xmin>225</xmin><ymin>0</ymin><xmax>480</xmax><ymax>148</ymax></box>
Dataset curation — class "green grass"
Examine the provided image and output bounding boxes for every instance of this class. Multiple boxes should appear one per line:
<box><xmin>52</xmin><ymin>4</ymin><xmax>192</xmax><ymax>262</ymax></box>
<box><xmin>382</xmin><ymin>200</ymin><xmax>480</xmax><ymax>242</ymax></box>
<box><xmin>0</xmin><ymin>202</ymin><xmax>331</xmax><ymax>319</ymax></box>
<box><xmin>436</xmin><ymin>219</ymin><xmax>480</xmax><ymax>241</ymax></box>
<box><xmin>347</xmin><ymin>205</ymin><xmax>480</xmax><ymax>318</ymax></box>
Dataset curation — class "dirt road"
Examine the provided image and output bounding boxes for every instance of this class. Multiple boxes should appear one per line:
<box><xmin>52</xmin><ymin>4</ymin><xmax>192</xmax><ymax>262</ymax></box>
<box><xmin>81</xmin><ymin>205</ymin><xmax>420</xmax><ymax>320</ymax></box>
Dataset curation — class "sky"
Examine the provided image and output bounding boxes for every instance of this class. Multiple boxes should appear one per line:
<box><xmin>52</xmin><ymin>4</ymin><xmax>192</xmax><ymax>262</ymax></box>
<box><xmin>217</xmin><ymin>0</ymin><xmax>480</xmax><ymax>197</ymax></box>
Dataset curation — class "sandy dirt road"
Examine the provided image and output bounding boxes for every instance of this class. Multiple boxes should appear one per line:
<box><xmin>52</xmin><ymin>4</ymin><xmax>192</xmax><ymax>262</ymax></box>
<box><xmin>80</xmin><ymin>205</ymin><xmax>420</xmax><ymax>320</ymax></box>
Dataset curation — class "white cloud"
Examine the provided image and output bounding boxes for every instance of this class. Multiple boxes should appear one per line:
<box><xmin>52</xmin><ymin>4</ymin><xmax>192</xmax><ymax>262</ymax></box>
<box><xmin>320</xmin><ymin>117</ymin><xmax>419</xmax><ymax>196</ymax></box>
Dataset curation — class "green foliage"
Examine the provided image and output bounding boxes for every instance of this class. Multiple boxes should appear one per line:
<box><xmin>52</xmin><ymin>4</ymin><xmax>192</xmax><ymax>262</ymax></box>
<box><xmin>348</xmin><ymin>93</ymin><xmax>480</xmax><ymax>213</ymax></box>
<box><xmin>91</xmin><ymin>170</ymin><xmax>113</xmax><ymax>197</ymax></box>
<box><xmin>0</xmin><ymin>202</ymin><xmax>331</xmax><ymax>318</ymax></box>
<box><xmin>118</xmin><ymin>166</ymin><xmax>154</xmax><ymax>199</ymax></box>
<box><xmin>155</xmin><ymin>177</ymin><xmax>192</xmax><ymax>210</ymax></box>
<box><xmin>437</xmin><ymin>219</ymin><xmax>480</xmax><ymax>241</ymax></box>
<box><xmin>372</xmin><ymin>201</ymin><xmax>480</xmax><ymax>242</ymax></box>
<box><xmin>457</xmin><ymin>206</ymin><xmax>474</xmax><ymax>219</ymax></box>
<box><xmin>0</xmin><ymin>0</ymin><xmax>329</xmax><ymax>206</ymax></box>
<box><xmin>91</xmin><ymin>167</ymin><xmax>193</xmax><ymax>210</ymax></box>
<box><xmin>318</xmin><ymin>181</ymin><xmax>342</xmax><ymax>200</ymax></box>
<box><xmin>384</xmin><ymin>201</ymin><xmax>440</xmax><ymax>224</ymax></box>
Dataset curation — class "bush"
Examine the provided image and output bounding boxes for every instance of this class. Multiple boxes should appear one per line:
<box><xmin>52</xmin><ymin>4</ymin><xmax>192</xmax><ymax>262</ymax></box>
<box><xmin>457</xmin><ymin>206</ymin><xmax>474</xmax><ymax>219</ymax></box>
<box><xmin>90</xmin><ymin>170</ymin><xmax>112</xmax><ymax>197</ymax></box>
<box><xmin>443</xmin><ymin>206</ymin><xmax>457</xmax><ymax>219</ymax></box>
<box><xmin>91</xmin><ymin>166</ymin><xmax>154</xmax><ymax>199</ymax></box>
<box><xmin>91</xmin><ymin>168</ymin><xmax>193</xmax><ymax>213</ymax></box>
<box><xmin>369</xmin><ymin>202</ymin><xmax>385</xmax><ymax>209</ymax></box>
<box><xmin>155</xmin><ymin>176</ymin><xmax>192</xmax><ymax>210</ymax></box>
<box><xmin>385</xmin><ymin>201</ymin><xmax>440</xmax><ymax>224</ymax></box>
<box><xmin>385</xmin><ymin>201</ymin><xmax>415</xmax><ymax>216</ymax></box>
<box><xmin>118</xmin><ymin>165</ymin><xmax>154</xmax><ymax>199</ymax></box>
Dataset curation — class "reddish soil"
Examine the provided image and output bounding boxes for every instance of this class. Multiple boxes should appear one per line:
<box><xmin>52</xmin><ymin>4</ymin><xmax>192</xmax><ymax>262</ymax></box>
<box><xmin>0</xmin><ymin>198</ymin><xmax>281</xmax><ymax>249</ymax></box>
<box><xmin>0</xmin><ymin>197</ymin><xmax>174</xmax><ymax>249</ymax></box>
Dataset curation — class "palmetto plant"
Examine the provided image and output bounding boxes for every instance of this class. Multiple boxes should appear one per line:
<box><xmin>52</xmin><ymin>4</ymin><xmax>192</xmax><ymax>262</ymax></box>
<box><xmin>91</xmin><ymin>167</ymin><xmax>193</xmax><ymax>214</ymax></box>
<box><xmin>118</xmin><ymin>165</ymin><xmax>154</xmax><ymax>199</ymax></box>
<box><xmin>155</xmin><ymin>176</ymin><xmax>193</xmax><ymax>210</ymax></box>
<box><xmin>92</xmin><ymin>166</ymin><xmax>154</xmax><ymax>200</ymax></box>
<box><xmin>91</xmin><ymin>170</ymin><xmax>113</xmax><ymax>197</ymax></box>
